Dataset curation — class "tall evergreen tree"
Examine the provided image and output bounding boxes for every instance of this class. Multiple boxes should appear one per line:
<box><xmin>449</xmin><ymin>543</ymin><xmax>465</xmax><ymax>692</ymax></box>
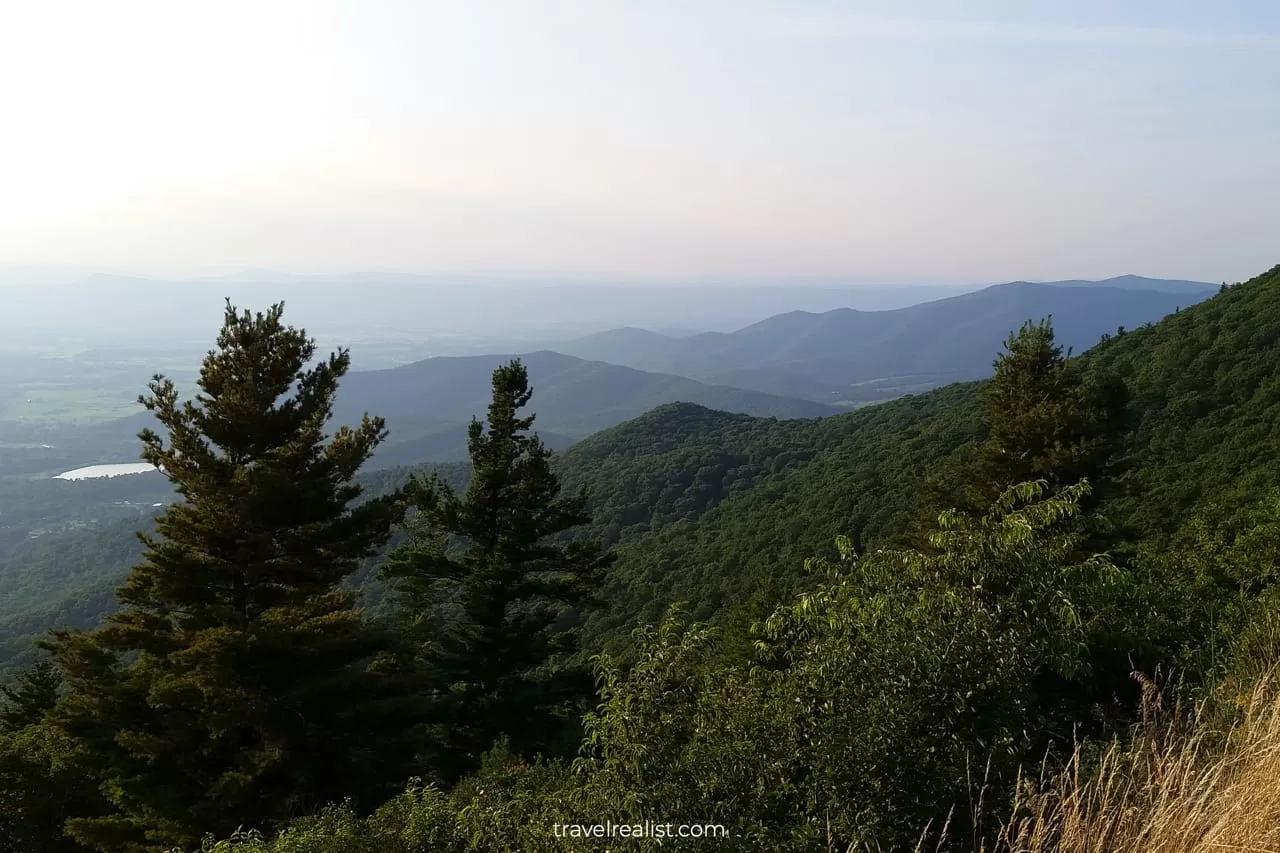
<box><xmin>0</xmin><ymin>660</ymin><xmax>61</xmax><ymax>734</ymax></box>
<box><xmin>920</xmin><ymin>317</ymin><xmax>1128</xmax><ymax>525</ymax></box>
<box><xmin>45</xmin><ymin>302</ymin><xmax>410</xmax><ymax>853</ymax></box>
<box><xmin>380</xmin><ymin>359</ymin><xmax>613</xmax><ymax>780</ymax></box>
<box><xmin>916</xmin><ymin>319</ymin><xmax>1138</xmax><ymax>744</ymax></box>
<box><xmin>977</xmin><ymin>319</ymin><xmax>1127</xmax><ymax>502</ymax></box>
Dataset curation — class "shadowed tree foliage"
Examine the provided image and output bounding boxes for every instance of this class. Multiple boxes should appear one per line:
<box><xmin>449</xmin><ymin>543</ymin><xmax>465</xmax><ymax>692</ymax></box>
<box><xmin>906</xmin><ymin>319</ymin><xmax>1139</xmax><ymax>745</ymax></box>
<box><xmin>44</xmin><ymin>303</ymin><xmax>410</xmax><ymax>853</ymax></box>
<box><xmin>0</xmin><ymin>721</ymin><xmax>107</xmax><ymax>853</ymax></box>
<box><xmin>0</xmin><ymin>659</ymin><xmax>61</xmax><ymax>734</ymax></box>
<box><xmin>0</xmin><ymin>658</ymin><xmax>100</xmax><ymax>853</ymax></box>
<box><xmin>380</xmin><ymin>359</ymin><xmax>614</xmax><ymax>781</ymax></box>
<box><xmin>175</xmin><ymin>480</ymin><xmax>1131</xmax><ymax>853</ymax></box>
<box><xmin>919</xmin><ymin>317</ymin><xmax>1129</xmax><ymax>532</ymax></box>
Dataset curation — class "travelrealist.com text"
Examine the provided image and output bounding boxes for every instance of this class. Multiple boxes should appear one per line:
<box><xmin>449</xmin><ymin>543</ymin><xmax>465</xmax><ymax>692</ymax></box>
<box><xmin>551</xmin><ymin>821</ymin><xmax>728</xmax><ymax>839</ymax></box>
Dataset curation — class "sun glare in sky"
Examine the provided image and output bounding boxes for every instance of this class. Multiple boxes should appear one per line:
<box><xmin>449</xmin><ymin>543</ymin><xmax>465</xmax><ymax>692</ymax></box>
<box><xmin>0</xmin><ymin>0</ymin><xmax>1276</xmax><ymax>282</ymax></box>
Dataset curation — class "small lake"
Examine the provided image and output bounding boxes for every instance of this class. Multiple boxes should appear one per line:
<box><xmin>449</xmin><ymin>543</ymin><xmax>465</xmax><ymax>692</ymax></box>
<box><xmin>54</xmin><ymin>463</ymin><xmax>159</xmax><ymax>481</ymax></box>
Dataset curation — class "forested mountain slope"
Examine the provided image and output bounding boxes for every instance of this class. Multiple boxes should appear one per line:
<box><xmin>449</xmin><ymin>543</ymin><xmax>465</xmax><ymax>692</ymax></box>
<box><xmin>0</xmin><ymin>268</ymin><xmax>1271</xmax><ymax>678</ymax></box>
<box><xmin>0</xmin><ymin>407</ymin><xmax>837</xmax><ymax>673</ymax></box>
<box><xmin>1088</xmin><ymin>265</ymin><xmax>1280</xmax><ymax>536</ymax></box>
<box><xmin>0</xmin><ymin>516</ymin><xmax>152</xmax><ymax>674</ymax></box>
<box><xmin>551</xmin><ymin>282</ymin><xmax>1209</xmax><ymax>403</ymax></box>
<box><xmin>581</xmin><ymin>267</ymin><xmax>1279</xmax><ymax>646</ymax></box>
<box><xmin>0</xmin><ymin>384</ymin><xmax>979</xmax><ymax>674</ymax></box>
<box><xmin>552</xmin><ymin>403</ymin><xmax>860</xmax><ymax>547</ymax></box>
<box><xmin>582</xmin><ymin>383</ymin><xmax>983</xmax><ymax>646</ymax></box>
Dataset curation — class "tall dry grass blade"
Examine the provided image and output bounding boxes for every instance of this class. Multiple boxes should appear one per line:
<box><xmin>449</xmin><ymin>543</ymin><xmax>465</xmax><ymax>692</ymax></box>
<box><xmin>987</xmin><ymin>670</ymin><xmax>1280</xmax><ymax>853</ymax></box>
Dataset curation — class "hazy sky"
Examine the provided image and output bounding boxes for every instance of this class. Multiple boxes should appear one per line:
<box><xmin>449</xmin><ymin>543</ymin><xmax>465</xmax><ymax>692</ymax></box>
<box><xmin>0</xmin><ymin>0</ymin><xmax>1276</xmax><ymax>283</ymax></box>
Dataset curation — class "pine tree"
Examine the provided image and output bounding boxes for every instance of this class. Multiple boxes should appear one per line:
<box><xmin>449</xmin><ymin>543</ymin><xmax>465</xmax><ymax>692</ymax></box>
<box><xmin>0</xmin><ymin>660</ymin><xmax>61</xmax><ymax>734</ymax></box>
<box><xmin>916</xmin><ymin>319</ymin><xmax>1137</xmax><ymax>744</ymax></box>
<box><xmin>920</xmin><ymin>317</ymin><xmax>1128</xmax><ymax>524</ymax></box>
<box><xmin>975</xmin><ymin>318</ymin><xmax>1127</xmax><ymax>504</ymax></box>
<box><xmin>0</xmin><ymin>659</ymin><xmax>110</xmax><ymax>853</ymax></box>
<box><xmin>45</xmin><ymin>302</ymin><xmax>410</xmax><ymax>853</ymax></box>
<box><xmin>380</xmin><ymin>359</ymin><xmax>613</xmax><ymax>780</ymax></box>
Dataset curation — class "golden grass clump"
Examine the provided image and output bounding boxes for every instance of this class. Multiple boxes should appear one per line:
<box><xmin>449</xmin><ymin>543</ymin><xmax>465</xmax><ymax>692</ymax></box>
<box><xmin>992</xmin><ymin>672</ymin><xmax>1280</xmax><ymax>853</ymax></box>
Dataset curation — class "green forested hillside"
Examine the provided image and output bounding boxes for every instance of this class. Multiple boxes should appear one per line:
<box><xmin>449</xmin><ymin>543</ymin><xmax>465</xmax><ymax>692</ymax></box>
<box><xmin>2</xmin><ymin>268</ymin><xmax>1274</xmax><ymax>678</ymax></box>
<box><xmin>0</xmin><ymin>406</ymin><xmax>836</xmax><ymax>673</ymax></box>
<box><xmin>0</xmin><ymin>473</ymin><xmax>171</xmax><ymax>553</ymax></box>
<box><xmin>1086</xmin><ymin>267</ymin><xmax>1280</xmax><ymax>537</ymax></box>
<box><xmin>0</xmin><ymin>517</ymin><xmax>150</xmax><ymax>676</ymax></box>
<box><xmin>553</xmin><ymin>403</ymin><xmax>855</xmax><ymax>546</ymax></box>
<box><xmin>582</xmin><ymin>267</ymin><xmax>1280</xmax><ymax>648</ymax></box>
<box><xmin>4</xmin><ymin>267</ymin><xmax>1280</xmax><ymax>852</ymax></box>
<box><xmin>580</xmin><ymin>384</ymin><xmax>983</xmax><ymax>646</ymax></box>
<box><xmin>0</xmin><ymin>464</ymin><xmax>476</xmax><ymax>677</ymax></box>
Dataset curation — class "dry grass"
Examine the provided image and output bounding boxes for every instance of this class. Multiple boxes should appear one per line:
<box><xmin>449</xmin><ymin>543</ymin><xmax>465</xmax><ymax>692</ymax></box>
<box><xmin>985</xmin><ymin>672</ymin><xmax>1280</xmax><ymax>853</ymax></box>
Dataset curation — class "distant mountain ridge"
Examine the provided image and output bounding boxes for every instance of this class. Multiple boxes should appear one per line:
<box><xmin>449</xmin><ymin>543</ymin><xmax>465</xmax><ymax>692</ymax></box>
<box><xmin>548</xmin><ymin>278</ymin><xmax>1214</xmax><ymax>404</ymax></box>
<box><xmin>6</xmin><ymin>275</ymin><xmax>1214</xmax><ymax>472</ymax></box>
<box><xmin>62</xmin><ymin>350</ymin><xmax>837</xmax><ymax>471</ymax></box>
<box><xmin>331</xmin><ymin>349</ymin><xmax>837</xmax><ymax>465</ymax></box>
<box><xmin>0</xmin><ymin>273</ymin><xmax>982</xmax><ymax>341</ymax></box>
<box><xmin>1028</xmin><ymin>274</ymin><xmax>1217</xmax><ymax>294</ymax></box>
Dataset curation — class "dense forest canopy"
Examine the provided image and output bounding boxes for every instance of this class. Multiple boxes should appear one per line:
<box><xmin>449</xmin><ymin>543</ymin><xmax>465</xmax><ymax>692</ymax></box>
<box><xmin>0</xmin><ymin>264</ymin><xmax>1278</xmax><ymax>851</ymax></box>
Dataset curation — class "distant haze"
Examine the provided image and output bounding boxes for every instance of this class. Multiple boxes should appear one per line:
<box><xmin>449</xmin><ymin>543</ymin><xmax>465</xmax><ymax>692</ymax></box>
<box><xmin>0</xmin><ymin>1</ymin><xmax>1276</xmax><ymax>283</ymax></box>
<box><xmin>0</xmin><ymin>271</ymin><xmax>985</xmax><ymax>342</ymax></box>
